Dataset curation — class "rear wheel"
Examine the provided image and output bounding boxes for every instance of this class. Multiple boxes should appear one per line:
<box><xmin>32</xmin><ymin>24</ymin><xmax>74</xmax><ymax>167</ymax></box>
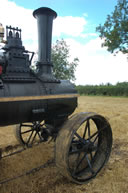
<box><xmin>55</xmin><ymin>112</ymin><xmax>112</xmax><ymax>184</ymax></box>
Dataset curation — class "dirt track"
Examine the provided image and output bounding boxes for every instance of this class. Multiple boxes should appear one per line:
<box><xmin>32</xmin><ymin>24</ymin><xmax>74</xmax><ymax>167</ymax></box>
<box><xmin>0</xmin><ymin>96</ymin><xmax>128</xmax><ymax>193</ymax></box>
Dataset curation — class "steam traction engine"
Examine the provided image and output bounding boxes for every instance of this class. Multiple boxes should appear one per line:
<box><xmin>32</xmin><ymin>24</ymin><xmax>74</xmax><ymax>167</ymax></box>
<box><xmin>0</xmin><ymin>7</ymin><xmax>112</xmax><ymax>184</ymax></box>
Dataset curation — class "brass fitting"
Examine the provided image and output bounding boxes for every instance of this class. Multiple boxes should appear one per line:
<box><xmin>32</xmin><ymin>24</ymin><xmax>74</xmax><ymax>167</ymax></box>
<box><xmin>0</xmin><ymin>23</ymin><xmax>4</xmax><ymax>43</ymax></box>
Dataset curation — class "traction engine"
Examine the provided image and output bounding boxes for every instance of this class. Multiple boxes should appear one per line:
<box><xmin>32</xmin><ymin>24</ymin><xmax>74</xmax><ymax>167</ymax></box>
<box><xmin>0</xmin><ymin>7</ymin><xmax>112</xmax><ymax>184</ymax></box>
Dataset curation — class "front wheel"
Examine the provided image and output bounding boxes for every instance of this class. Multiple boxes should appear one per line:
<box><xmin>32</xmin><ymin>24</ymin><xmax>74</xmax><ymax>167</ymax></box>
<box><xmin>55</xmin><ymin>112</ymin><xmax>112</xmax><ymax>184</ymax></box>
<box><xmin>15</xmin><ymin>121</ymin><xmax>48</xmax><ymax>147</ymax></box>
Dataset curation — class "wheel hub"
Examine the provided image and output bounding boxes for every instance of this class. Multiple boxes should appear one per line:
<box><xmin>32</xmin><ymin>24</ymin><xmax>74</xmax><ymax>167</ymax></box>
<box><xmin>75</xmin><ymin>140</ymin><xmax>96</xmax><ymax>154</ymax></box>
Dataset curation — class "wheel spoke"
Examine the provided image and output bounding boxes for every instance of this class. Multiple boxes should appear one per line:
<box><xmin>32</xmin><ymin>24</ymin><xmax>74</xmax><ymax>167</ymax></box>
<box><xmin>73</xmin><ymin>152</ymin><xmax>86</xmax><ymax>175</ymax></box>
<box><xmin>30</xmin><ymin>131</ymin><xmax>37</xmax><ymax>145</ymax></box>
<box><xmin>87</xmin><ymin>125</ymin><xmax>107</xmax><ymax>141</ymax></box>
<box><xmin>72</xmin><ymin>152</ymin><xmax>81</xmax><ymax>175</ymax></box>
<box><xmin>87</xmin><ymin>130</ymin><xmax>99</xmax><ymax>141</ymax></box>
<box><xmin>21</xmin><ymin>124</ymin><xmax>32</xmax><ymax>127</ymax></box>
<box><xmin>76</xmin><ymin>153</ymin><xmax>86</xmax><ymax>171</ymax></box>
<box><xmin>40</xmin><ymin>123</ymin><xmax>45</xmax><ymax>127</ymax></box>
<box><xmin>83</xmin><ymin>121</ymin><xmax>88</xmax><ymax>139</ymax></box>
<box><xmin>87</xmin><ymin>120</ymin><xmax>91</xmax><ymax>140</ymax></box>
<box><xmin>21</xmin><ymin>129</ymin><xmax>33</xmax><ymax>134</ymax></box>
<box><xmin>69</xmin><ymin>149</ymin><xmax>81</xmax><ymax>155</ymax></box>
<box><xmin>72</xmin><ymin>139</ymin><xmax>80</xmax><ymax>144</ymax></box>
<box><xmin>85</xmin><ymin>154</ymin><xmax>95</xmax><ymax>174</ymax></box>
<box><xmin>75</xmin><ymin>132</ymin><xmax>86</xmax><ymax>144</ymax></box>
<box><xmin>37</xmin><ymin>132</ymin><xmax>43</xmax><ymax>141</ymax></box>
<box><xmin>93</xmin><ymin>133</ymin><xmax>99</xmax><ymax>143</ymax></box>
<box><xmin>90</xmin><ymin>152</ymin><xmax>93</xmax><ymax>161</ymax></box>
<box><xmin>26</xmin><ymin>130</ymin><xmax>34</xmax><ymax>145</ymax></box>
<box><xmin>92</xmin><ymin>145</ymin><xmax>98</xmax><ymax>152</ymax></box>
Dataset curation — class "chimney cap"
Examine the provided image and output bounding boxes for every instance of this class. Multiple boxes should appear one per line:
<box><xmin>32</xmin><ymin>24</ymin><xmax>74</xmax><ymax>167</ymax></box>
<box><xmin>33</xmin><ymin>7</ymin><xmax>57</xmax><ymax>19</ymax></box>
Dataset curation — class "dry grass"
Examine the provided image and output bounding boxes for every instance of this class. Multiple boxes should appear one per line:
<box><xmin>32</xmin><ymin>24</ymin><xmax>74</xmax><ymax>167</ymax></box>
<box><xmin>0</xmin><ymin>96</ymin><xmax>128</xmax><ymax>193</ymax></box>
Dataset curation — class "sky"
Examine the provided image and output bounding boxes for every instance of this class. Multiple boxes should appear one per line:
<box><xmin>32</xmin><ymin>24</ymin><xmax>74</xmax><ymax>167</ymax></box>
<box><xmin>0</xmin><ymin>0</ymin><xmax>128</xmax><ymax>85</ymax></box>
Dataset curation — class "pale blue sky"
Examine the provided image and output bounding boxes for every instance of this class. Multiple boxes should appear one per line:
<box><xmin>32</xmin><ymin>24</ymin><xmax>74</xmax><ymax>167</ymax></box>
<box><xmin>1</xmin><ymin>0</ymin><xmax>128</xmax><ymax>85</ymax></box>
<box><xmin>10</xmin><ymin>0</ymin><xmax>118</xmax><ymax>43</ymax></box>
<box><xmin>10</xmin><ymin>0</ymin><xmax>117</xmax><ymax>19</ymax></box>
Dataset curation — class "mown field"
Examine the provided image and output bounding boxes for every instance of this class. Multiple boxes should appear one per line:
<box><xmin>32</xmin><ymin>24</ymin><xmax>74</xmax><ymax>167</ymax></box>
<box><xmin>0</xmin><ymin>96</ymin><xmax>128</xmax><ymax>193</ymax></box>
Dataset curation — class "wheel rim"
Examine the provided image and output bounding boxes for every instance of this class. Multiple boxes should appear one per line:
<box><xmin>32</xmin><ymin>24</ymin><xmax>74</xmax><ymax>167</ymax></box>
<box><xmin>55</xmin><ymin>112</ymin><xmax>112</xmax><ymax>184</ymax></box>
<box><xmin>67</xmin><ymin>116</ymin><xmax>111</xmax><ymax>182</ymax></box>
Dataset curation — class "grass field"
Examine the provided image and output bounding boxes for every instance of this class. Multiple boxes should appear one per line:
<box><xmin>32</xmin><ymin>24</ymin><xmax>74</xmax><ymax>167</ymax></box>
<box><xmin>0</xmin><ymin>96</ymin><xmax>128</xmax><ymax>193</ymax></box>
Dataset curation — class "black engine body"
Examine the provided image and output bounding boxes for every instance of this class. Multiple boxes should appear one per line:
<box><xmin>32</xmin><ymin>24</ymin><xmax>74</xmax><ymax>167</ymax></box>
<box><xmin>0</xmin><ymin>7</ymin><xmax>77</xmax><ymax>127</ymax></box>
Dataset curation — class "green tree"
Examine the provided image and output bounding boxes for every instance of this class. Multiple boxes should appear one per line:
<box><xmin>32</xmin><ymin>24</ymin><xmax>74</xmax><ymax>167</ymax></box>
<box><xmin>52</xmin><ymin>39</ymin><xmax>79</xmax><ymax>81</ymax></box>
<box><xmin>96</xmin><ymin>0</ymin><xmax>128</xmax><ymax>55</ymax></box>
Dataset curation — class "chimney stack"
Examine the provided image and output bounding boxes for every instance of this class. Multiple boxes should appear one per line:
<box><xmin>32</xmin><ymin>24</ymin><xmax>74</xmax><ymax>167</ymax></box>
<box><xmin>33</xmin><ymin>7</ymin><xmax>57</xmax><ymax>81</ymax></box>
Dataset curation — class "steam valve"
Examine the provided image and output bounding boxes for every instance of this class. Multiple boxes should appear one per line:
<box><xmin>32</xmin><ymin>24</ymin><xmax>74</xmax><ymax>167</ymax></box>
<box><xmin>0</xmin><ymin>23</ymin><xmax>4</xmax><ymax>43</ymax></box>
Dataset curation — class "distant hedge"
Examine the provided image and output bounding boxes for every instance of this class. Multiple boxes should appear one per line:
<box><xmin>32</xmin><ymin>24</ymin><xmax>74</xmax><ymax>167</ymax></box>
<box><xmin>76</xmin><ymin>82</ymin><xmax>128</xmax><ymax>96</ymax></box>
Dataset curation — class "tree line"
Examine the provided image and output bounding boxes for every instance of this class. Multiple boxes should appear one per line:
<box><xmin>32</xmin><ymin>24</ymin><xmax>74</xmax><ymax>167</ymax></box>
<box><xmin>76</xmin><ymin>82</ymin><xmax>128</xmax><ymax>96</ymax></box>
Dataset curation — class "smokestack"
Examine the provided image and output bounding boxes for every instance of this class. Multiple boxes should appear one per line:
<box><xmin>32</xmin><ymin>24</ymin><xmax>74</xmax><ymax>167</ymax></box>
<box><xmin>33</xmin><ymin>7</ymin><xmax>57</xmax><ymax>81</ymax></box>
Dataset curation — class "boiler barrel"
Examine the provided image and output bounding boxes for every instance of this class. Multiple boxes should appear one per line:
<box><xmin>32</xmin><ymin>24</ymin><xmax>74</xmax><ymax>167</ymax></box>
<box><xmin>0</xmin><ymin>80</ymin><xmax>77</xmax><ymax>126</ymax></box>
